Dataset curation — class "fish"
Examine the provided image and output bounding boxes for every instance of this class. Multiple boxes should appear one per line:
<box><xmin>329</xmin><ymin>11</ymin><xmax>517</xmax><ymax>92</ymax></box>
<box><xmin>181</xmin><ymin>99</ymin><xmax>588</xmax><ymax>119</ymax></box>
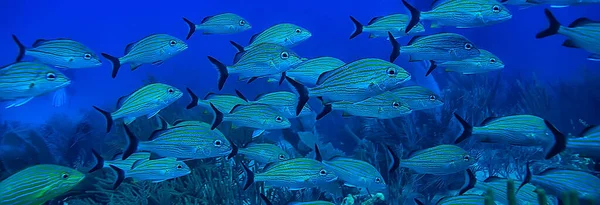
<box><xmin>567</xmin><ymin>125</ymin><xmax>600</xmax><ymax>159</ymax></box>
<box><xmin>426</xmin><ymin>49</ymin><xmax>505</xmax><ymax>76</ymax></box>
<box><xmin>11</xmin><ymin>35</ymin><xmax>102</xmax><ymax>69</ymax></box>
<box><xmin>207</xmin><ymin>43</ymin><xmax>304</xmax><ymax>90</ymax></box>
<box><xmin>398</xmin><ymin>144</ymin><xmax>475</xmax><ymax>175</ymax></box>
<box><xmin>526</xmin><ymin>0</ymin><xmax>600</xmax><ymax>7</ymax></box>
<box><xmin>0</xmin><ymin>62</ymin><xmax>71</xmax><ymax>108</ymax></box>
<box><xmin>501</xmin><ymin>0</ymin><xmax>537</xmax><ymax>8</ymax></box>
<box><xmin>260</xmin><ymin>193</ymin><xmax>334</xmax><ymax>205</ymax></box>
<box><xmin>185</xmin><ymin>88</ymin><xmax>250</xmax><ymax>113</ymax></box>
<box><xmin>0</xmin><ymin>164</ymin><xmax>85</xmax><ymax>205</ymax></box>
<box><xmin>182</xmin><ymin>13</ymin><xmax>252</xmax><ymax>40</ymax></box>
<box><xmin>88</xmin><ymin>150</ymin><xmax>151</xmax><ymax>173</ymax></box>
<box><xmin>253</xmin><ymin>91</ymin><xmax>314</xmax><ymax>118</ymax></box>
<box><xmin>349</xmin><ymin>14</ymin><xmax>425</xmax><ymax>39</ymax></box>
<box><xmin>519</xmin><ymin>162</ymin><xmax>600</xmax><ymax>203</ymax></box>
<box><xmin>267</xmin><ymin>57</ymin><xmax>346</xmax><ymax>85</ymax></box>
<box><xmin>453</xmin><ymin>113</ymin><xmax>567</xmax><ymax>159</ymax></box>
<box><xmin>93</xmin><ymin>83</ymin><xmax>182</xmax><ymax>132</ymax></box>
<box><xmin>210</xmin><ymin>103</ymin><xmax>292</xmax><ymax>138</ymax></box>
<box><xmin>240</xmin><ymin>158</ymin><xmax>338</xmax><ymax>190</ymax></box>
<box><xmin>238</xmin><ymin>143</ymin><xmax>290</xmax><ymax>164</ymax></box>
<box><xmin>229</xmin><ymin>23</ymin><xmax>312</xmax><ymax>52</ymax></box>
<box><xmin>108</xmin><ymin>157</ymin><xmax>191</xmax><ymax>189</ymax></box>
<box><xmin>121</xmin><ymin>122</ymin><xmax>238</xmax><ymax>161</ymax></box>
<box><xmin>401</xmin><ymin>0</ymin><xmax>512</xmax><ymax>33</ymax></box>
<box><xmin>415</xmin><ymin>195</ymin><xmax>492</xmax><ymax>205</ymax></box>
<box><xmin>316</xmin><ymin>91</ymin><xmax>412</xmax><ymax>120</ymax></box>
<box><xmin>101</xmin><ymin>34</ymin><xmax>188</xmax><ymax>78</ymax></box>
<box><xmin>536</xmin><ymin>9</ymin><xmax>600</xmax><ymax>61</ymax></box>
<box><xmin>388</xmin><ymin>86</ymin><xmax>443</xmax><ymax>110</ymax></box>
<box><xmin>388</xmin><ymin>32</ymin><xmax>481</xmax><ymax>63</ymax></box>
<box><xmin>286</xmin><ymin>58</ymin><xmax>411</xmax><ymax>116</ymax></box>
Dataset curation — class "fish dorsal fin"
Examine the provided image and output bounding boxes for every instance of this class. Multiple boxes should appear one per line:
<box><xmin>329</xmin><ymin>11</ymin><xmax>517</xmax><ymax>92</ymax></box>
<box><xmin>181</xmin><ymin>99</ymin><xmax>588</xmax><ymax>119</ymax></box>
<box><xmin>172</xmin><ymin>119</ymin><xmax>186</xmax><ymax>126</ymax></box>
<box><xmin>131</xmin><ymin>159</ymin><xmax>147</xmax><ymax>169</ymax></box>
<box><xmin>367</xmin><ymin>16</ymin><xmax>383</xmax><ymax>25</ymax></box>
<box><xmin>431</xmin><ymin>0</ymin><xmax>458</xmax><ymax>9</ymax></box>
<box><xmin>32</xmin><ymin>39</ymin><xmax>50</xmax><ymax>47</ymax></box>
<box><xmin>148</xmin><ymin>128</ymin><xmax>168</xmax><ymax>141</ymax></box>
<box><xmin>569</xmin><ymin>18</ymin><xmax>598</xmax><ymax>28</ymax></box>
<box><xmin>327</xmin><ymin>155</ymin><xmax>344</xmax><ymax>161</ymax></box>
<box><xmin>112</xmin><ymin>151</ymin><xmax>124</xmax><ymax>160</ymax></box>
<box><xmin>579</xmin><ymin>125</ymin><xmax>599</xmax><ymax>137</ymax></box>
<box><xmin>262</xmin><ymin>162</ymin><xmax>276</xmax><ymax>171</ymax></box>
<box><xmin>235</xmin><ymin>90</ymin><xmax>248</xmax><ymax>102</ymax></box>
<box><xmin>229</xmin><ymin>104</ymin><xmax>245</xmax><ymax>114</ymax></box>
<box><xmin>483</xmin><ymin>176</ymin><xmax>504</xmax><ymax>182</ymax></box>
<box><xmin>254</xmin><ymin>92</ymin><xmax>269</xmax><ymax>101</ymax></box>
<box><xmin>249</xmin><ymin>33</ymin><xmax>260</xmax><ymax>44</ymax></box>
<box><xmin>201</xmin><ymin>15</ymin><xmax>215</xmax><ymax>24</ymax></box>
<box><xmin>316</xmin><ymin>69</ymin><xmax>339</xmax><ymax>85</ymax></box>
<box><xmin>116</xmin><ymin>95</ymin><xmax>129</xmax><ymax>109</ymax></box>
<box><xmin>407</xmin><ymin>36</ymin><xmax>424</xmax><ymax>45</ymax></box>
<box><xmin>203</xmin><ymin>92</ymin><xmax>216</xmax><ymax>100</ymax></box>
<box><xmin>124</xmin><ymin>42</ymin><xmax>136</xmax><ymax>55</ymax></box>
<box><xmin>233</xmin><ymin>50</ymin><xmax>247</xmax><ymax>64</ymax></box>
<box><xmin>480</xmin><ymin>116</ymin><xmax>500</xmax><ymax>126</ymax></box>
<box><xmin>538</xmin><ymin>167</ymin><xmax>560</xmax><ymax>175</ymax></box>
<box><xmin>407</xmin><ymin>149</ymin><xmax>424</xmax><ymax>158</ymax></box>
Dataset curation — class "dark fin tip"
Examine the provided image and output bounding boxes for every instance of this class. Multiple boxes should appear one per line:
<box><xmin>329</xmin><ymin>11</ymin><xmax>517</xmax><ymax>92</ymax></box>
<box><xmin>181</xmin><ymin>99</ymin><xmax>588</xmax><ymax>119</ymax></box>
<box><xmin>12</xmin><ymin>34</ymin><xmax>25</xmax><ymax>62</ymax></box>
<box><xmin>260</xmin><ymin>193</ymin><xmax>273</xmax><ymax>205</ymax></box>
<box><xmin>227</xmin><ymin>138</ymin><xmax>238</xmax><ymax>159</ymax></box>
<box><xmin>185</xmin><ymin>87</ymin><xmax>198</xmax><ymax>109</ymax></box>
<box><xmin>101</xmin><ymin>53</ymin><xmax>121</xmax><ymax>79</ymax></box>
<box><xmin>209</xmin><ymin>103</ymin><xmax>223</xmax><ymax>130</ymax></box>
<box><xmin>518</xmin><ymin>161</ymin><xmax>532</xmax><ymax>192</ymax></box>
<box><xmin>349</xmin><ymin>16</ymin><xmax>364</xmax><ymax>39</ymax></box>
<box><xmin>284</xmin><ymin>76</ymin><xmax>309</xmax><ymax>116</ymax></box>
<box><xmin>182</xmin><ymin>17</ymin><xmax>196</xmax><ymax>40</ymax></box>
<box><xmin>122</xmin><ymin>124</ymin><xmax>139</xmax><ymax>160</ymax></box>
<box><xmin>414</xmin><ymin>199</ymin><xmax>425</xmax><ymax>205</ymax></box>
<box><xmin>88</xmin><ymin>149</ymin><xmax>104</xmax><ymax>173</ymax></box>
<box><xmin>109</xmin><ymin>165</ymin><xmax>125</xmax><ymax>190</ymax></box>
<box><xmin>207</xmin><ymin>56</ymin><xmax>229</xmax><ymax>90</ymax></box>
<box><xmin>453</xmin><ymin>113</ymin><xmax>473</xmax><ymax>144</ymax></box>
<box><xmin>459</xmin><ymin>169</ymin><xmax>476</xmax><ymax>195</ymax></box>
<box><xmin>402</xmin><ymin>0</ymin><xmax>421</xmax><ymax>33</ymax></box>
<box><xmin>544</xmin><ymin>120</ymin><xmax>566</xmax><ymax>159</ymax></box>
<box><xmin>386</xmin><ymin>145</ymin><xmax>400</xmax><ymax>173</ymax></box>
<box><xmin>314</xmin><ymin>144</ymin><xmax>322</xmax><ymax>162</ymax></box>
<box><xmin>234</xmin><ymin>89</ymin><xmax>248</xmax><ymax>102</ymax></box>
<box><xmin>425</xmin><ymin>60</ymin><xmax>437</xmax><ymax>76</ymax></box>
<box><xmin>316</xmin><ymin>104</ymin><xmax>332</xmax><ymax>120</ymax></box>
<box><xmin>93</xmin><ymin>106</ymin><xmax>113</xmax><ymax>133</ymax></box>
<box><xmin>229</xmin><ymin>40</ymin><xmax>245</xmax><ymax>53</ymax></box>
<box><xmin>242</xmin><ymin>163</ymin><xmax>255</xmax><ymax>191</ymax></box>
<box><xmin>536</xmin><ymin>9</ymin><xmax>561</xmax><ymax>39</ymax></box>
<box><xmin>388</xmin><ymin>32</ymin><xmax>400</xmax><ymax>63</ymax></box>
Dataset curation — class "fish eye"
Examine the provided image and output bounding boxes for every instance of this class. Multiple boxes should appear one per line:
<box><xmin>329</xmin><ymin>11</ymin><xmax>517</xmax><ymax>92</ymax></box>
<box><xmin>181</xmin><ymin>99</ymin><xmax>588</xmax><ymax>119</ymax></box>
<box><xmin>169</xmin><ymin>40</ymin><xmax>177</xmax><ymax>46</ymax></box>
<box><xmin>295</xmin><ymin>29</ymin><xmax>302</xmax><ymax>33</ymax></box>
<box><xmin>463</xmin><ymin>155</ymin><xmax>470</xmax><ymax>161</ymax></box>
<box><xmin>278</xmin><ymin>154</ymin><xmax>286</xmax><ymax>160</ymax></box>
<box><xmin>167</xmin><ymin>88</ymin><xmax>174</xmax><ymax>94</ymax></box>
<box><xmin>46</xmin><ymin>72</ymin><xmax>57</xmax><ymax>81</ymax></box>
<box><xmin>319</xmin><ymin>169</ymin><xmax>327</xmax><ymax>176</ymax></box>
<box><xmin>386</xmin><ymin>67</ymin><xmax>397</xmax><ymax>76</ymax></box>
<box><xmin>61</xmin><ymin>173</ymin><xmax>69</xmax><ymax>179</ymax></box>
<box><xmin>492</xmin><ymin>5</ymin><xmax>501</xmax><ymax>13</ymax></box>
<box><xmin>84</xmin><ymin>53</ymin><xmax>92</xmax><ymax>60</ymax></box>
<box><xmin>177</xmin><ymin>164</ymin><xmax>183</xmax><ymax>169</ymax></box>
<box><xmin>280</xmin><ymin>52</ymin><xmax>289</xmax><ymax>59</ymax></box>
<box><xmin>239</xmin><ymin>20</ymin><xmax>246</xmax><ymax>26</ymax></box>
<box><xmin>375</xmin><ymin>177</ymin><xmax>382</xmax><ymax>183</ymax></box>
<box><xmin>489</xmin><ymin>58</ymin><xmax>497</xmax><ymax>63</ymax></box>
<box><xmin>464</xmin><ymin>43</ymin><xmax>473</xmax><ymax>50</ymax></box>
<box><xmin>214</xmin><ymin>140</ymin><xmax>222</xmax><ymax>146</ymax></box>
<box><xmin>392</xmin><ymin>102</ymin><xmax>400</xmax><ymax>108</ymax></box>
<box><xmin>275</xmin><ymin>116</ymin><xmax>283</xmax><ymax>123</ymax></box>
<box><xmin>429</xmin><ymin>95</ymin><xmax>436</xmax><ymax>101</ymax></box>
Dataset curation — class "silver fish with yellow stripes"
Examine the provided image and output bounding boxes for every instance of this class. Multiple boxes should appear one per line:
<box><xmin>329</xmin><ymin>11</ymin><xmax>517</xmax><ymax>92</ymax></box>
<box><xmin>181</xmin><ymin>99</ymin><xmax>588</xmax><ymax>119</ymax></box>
<box><xmin>520</xmin><ymin>162</ymin><xmax>600</xmax><ymax>203</ymax></box>
<box><xmin>426</xmin><ymin>49</ymin><xmax>505</xmax><ymax>76</ymax></box>
<box><xmin>0</xmin><ymin>62</ymin><xmax>71</xmax><ymax>109</ymax></box>
<box><xmin>567</xmin><ymin>125</ymin><xmax>600</xmax><ymax>159</ymax></box>
<box><xmin>399</xmin><ymin>144</ymin><xmax>475</xmax><ymax>175</ymax></box>
<box><xmin>316</xmin><ymin>91</ymin><xmax>412</xmax><ymax>120</ymax></box>
<box><xmin>349</xmin><ymin>14</ymin><xmax>425</xmax><ymax>40</ymax></box>
<box><xmin>388</xmin><ymin>32</ymin><xmax>480</xmax><ymax>63</ymax></box>
<box><xmin>253</xmin><ymin>91</ymin><xmax>314</xmax><ymax>118</ymax></box>
<box><xmin>267</xmin><ymin>57</ymin><xmax>345</xmax><ymax>85</ymax></box>
<box><xmin>536</xmin><ymin>9</ymin><xmax>600</xmax><ymax>61</ymax></box>
<box><xmin>286</xmin><ymin>58</ymin><xmax>411</xmax><ymax>116</ymax></box>
<box><xmin>101</xmin><ymin>34</ymin><xmax>188</xmax><ymax>78</ymax></box>
<box><xmin>208</xmin><ymin>43</ymin><xmax>303</xmax><ymax>90</ymax></box>
<box><xmin>210</xmin><ymin>103</ymin><xmax>292</xmax><ymax>137</ymax></box>
<box><xmin>92</xmin><ymin>83</ymin><xmax>183</xmax><ymax>133</ymax></box>
<box><xmin>182</xmin><ymin>13</ymin><xmax>252</xmax><ymax>40</ymax></box>
<box><xmin>415</xmin><ymin>195</ymin><xmax>491</xmax><ymax>205</ymax></box>
<box><xmin>185</xmin><ymin>88</ymin><xmax>250</xmax><ymax>113</ymax></box>
<box><xmin>238</xmin><ymin>143</ymin><xmax>290</xmax><ymax>164</ymax></box>
<box><xmin>88</xmin><ymin>150</ymin><xmax>152</xmax><ymax>173</ymax></box>
<box><xmin>108</xmin><ymin>157</ymin><xmax>191</xmax><ymax>188</ymax></box>
<box><xmin>401</xmin><ymin>0</ymin><xmax>512</xmax><ymax>33</ymax></box>
<box><xmin>390</xmin><ymin>86</ymin><xmax>443</xmax><ymax>110</ymax></box>
<box><xmin>0</xmin><ymin>164</ymin><xmax>85</xmax><ymax>205</ymax></box>
<box><xmin>260</xmin><ymin>194</ymin><xmax>335</xmax><ymax>205</ymax></box>
<box><xmin>12</xmin><ymin>35</ymin><xmax>102</xmax><ymax>69</ymax></box>
<box><xmin>453</xmin><ymin>114</ymin><xmax>567</xmax><ymax>159</ymax></box>
<box><xmin>241</xmin><ymin>158</ymin><xmax>338</xmax><ymax>190</ymax></box>
<box><xmin>230</xmin><ymin>23</ymin><xmax>312</xmax><ymax>52</ymax></box>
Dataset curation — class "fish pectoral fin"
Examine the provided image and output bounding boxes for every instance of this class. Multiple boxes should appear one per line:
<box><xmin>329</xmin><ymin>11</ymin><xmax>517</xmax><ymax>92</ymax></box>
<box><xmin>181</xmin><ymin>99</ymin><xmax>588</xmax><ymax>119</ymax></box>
<box><xmin>5</xmin><ymin>97</ymin><xmax>34</xmax><ymax>108</ymax></box>
<box><xmin>252</xmin><ymin>130</ymin><xmax>267</xmax><ymax>138</ymax></box>
<box><xmin>152</xmin><ymin>60</ymin><xmax>164</xmax><ymax>66</ymax></box>
<box><xmin>130</xmin><ymin>63</ymin><xmax>143</xmax><ymax>71</ymax></box>
<box><xmin>124</xmin><ymin>117</ymin><xmax>136</xmax><ymax>125</ymax></box>
<box><xmin>147</xmin><ymin>110</ymin><xmax>161</xmax><ymax>119</ymax></box>
<box><xmin>369</xmin><ymin>33</ymin><xmax>378</xmax><ymax>39</ymax></box>
<box><xmin>152</xmin><ymin>179</ymin><xmax>166</xmax><ymax>183</ymax></box>
<box><xmin>52</xmin><ymin>88</ymin><xmax>68</xmax><ymax>107</ymax></box>
<box><xmin>550</xmin><ymin>5</ymin><xmax>569</xmax><ymax>8</ymax></box>
<box><xmin>587</xmin><ymin>54</ymin><xmax>600</xmax><ymax>61</ymax></box>
<box><xmin>562</xmin><ymin>40</ymin><xmax>579</xmax><ymax>48</ymax></box>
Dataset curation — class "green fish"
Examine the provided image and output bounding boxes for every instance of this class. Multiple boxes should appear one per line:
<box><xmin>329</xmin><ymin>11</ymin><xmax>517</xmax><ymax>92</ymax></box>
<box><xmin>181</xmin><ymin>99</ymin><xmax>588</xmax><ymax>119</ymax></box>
<box><xmin>210</xmin><ymin>103</ymin><xmax>292</xmax><ymax>138</ymax></box>
<box><xmin>12</xmin><ymin>35</ymin><xmax>102</xmax><ymax>69</ymax></box>
<box><xmin>389</xmin><ymin>86</ymin><xmax>443</xmax><ymax>110</ymax></box>
<box><xmin>399</xmin><ymin>144</ymin><xmax>475</xmax><ymax>175</ymax></box>
<box><xmin>208</xmin><ymin>43</ymin><xmax>304</xmax><ymax>90</ymax></box>
<box><xmin>230</xmin><ymin>23</ymin><xmax>312</xmax><ymax>52</ymax></box>
<box><xmin>415</xmin><ymin>195</ymin><xmax>492</xmax><ymax>205</ymax></box>
<box><xmin>537</xmin><ymin>9</ymin><xmax>600</xmax><ymax>61</ymax></box>
<box><xmin>453</xmin><ymin>114</ymin><xmax>567</xmax><ymax>159</ymax></box>
<box><xmin>253</xmin><ymin>91</ymin><xmax>314</xmax><ymax>118</ymax></box>
<box><xmin>93</xmin><ymin>83</ymin><xmax>183</xmax><ymax>133</ymax></box>
<box><xmin>88</xmin><ymin>150</ymin><xmax>151</xmax><ymax>173</ymax></box>
<box><xmin>185</xmin><ymin>88</ymin><xmax>250</xmax><ymax>113</ymax></box>
<box><xmin>260</xmin><ymin>194</ymin><xmax>334</xmax><ymax>205</ymax></box>
<box><xmin>182</xmin><ymin>13</ymin><xmax>251</xmax><ymax>40</ymax></box>
<box><xmin>427</xmin><ymin>49</ymin><xmax>505</xmax><ymax>76</ymax></box>
<box><xmin>520</xmin><ymin>162</ymin><xmax>600</xmax><ymax>203</ymax></box>
<box><xmin>101</xmin><ymin>34</ymin><xmax>188</xmax><ymax>78</ymax></box>
<box><xmin>267</xmin><ymin>57</ymin><xmax>346</xmax><ymax>85</ymax></box>
<box><xmin>108</xmin><ymin>157</ymin><xmax>191</xmax><ymax>189</ymax></box>
<box><xmin>241</xmin><ymin>158</ymin><xmax>338</xmax><ymax>190</ymax></box>
<box><xmin>402</xmin><ymin>0</ymin><xmax>512</xmax><ymax>33</ymax></box>
<box><xmin>349</xmin><ymin>14</ymin><xmax>425</xmax><ymax>39</ymax></box>
<box><xmin>460</xmin><ymin>170</ymin><xmax>553</xmax><ymax>205</ymax></box>
<box><xmin>0</xmin><ymin>164</ymin><xmax>85</xmax><ymax>205</ymax></box>
<box><xmin>567</xmin><ymin>125</ymin><xmax>600</xmax><ymax>158</ymax></box>
<box><xmin>388</xmin><ymin>32</ymin><xmax>481</xmax><ymax>63</ymax></box>
<box><xmin>0</xmin><ymin>62</ymin><xmax>71</xmax><ymax>108</ymax></box>
<box><xmin>316</xmin><ymin>91</ymin><xmax>412</xmax><ymax>120</ymax></box>
<box><xmin>238</xmin><ymin>143</ymin><xmax>290</xmax><ymax>164</ymax></box>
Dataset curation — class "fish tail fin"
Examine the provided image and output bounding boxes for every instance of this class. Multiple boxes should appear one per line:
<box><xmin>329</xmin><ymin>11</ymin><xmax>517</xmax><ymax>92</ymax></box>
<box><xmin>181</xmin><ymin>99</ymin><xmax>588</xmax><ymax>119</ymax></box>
<box><xmin>402</xmin><ymin>0</ymin><xmax>421</xmax><ymax>33</ymax></box>
<box><xmin>316</xmin><ymin>104</ymin><xmax>332</xmax><ymax>120</ymax></box>
<box><xmin>182</xmin><ymin>17</ymin><xmax>196</xmax><ymax>40</ymax></box>
<box><xmin>207</xmin><ymin>56</ymin><xmax>229</xmax><ymax>90</ymax></box>
<box><xmin>349</xmin><ymin>16</ymin><xmax>364</xmax><ymax>39</ymax></box>
<box><xmin>101</xmin><ymin>53</ymin><xmax>121</xmax><ymax>79</ymax></box>
<box><xmin>425</xmin><ymin>60</ymin><xmax>438</xmax><ymax>76</ymax></box>
<box><xmin>544</xmin><ymin>120</ymin><xmax>567</xmax><ymax>159</ymax></box>
<box><xmin>235</xmin><ymin>89</ymin><xmax>248</xmax><ymax>102</ymax></box>
<box><xmin>388</xmin><ymin>32</ymin><xmax>401</xmax><ymax>63</ymax></box>
<box><xmin>518</xmin><ymin>161</ymin><xmax>532</xmax><ymax>192</ymax></box>
<box><xmin>185</xmin><ymin>87</ymin><xmax>199</xmax><ymax>109</ymax></box>
<box><xmin>108</xmin><ymin>165</ymin><xmax>125</xmax><ymax>190</ymax></box>
<box><xmin>241</xmin><ymin>162</ymin><xmax>255</xmax><ymax>191</ymax></box>
<box><xmin>122</xmin><ymin>124</ymin><xmax>139</xmax><ymax>160</ymax></box>
<box><xmin>227</xmin><ymin>139</ymin><xmax>238</xmax><ymax>159</ymax></box>
<box><xmin>537</xmin><ymin>9</ymin><xmax>561</xmax><ymax>39</ymax></box>
<box><xmin>93</xmin><ymin>106</ymin><xmax>113</xmax><ymax>133</ymax></box>
<box><xmin>259</xmin><ymin>193</ymin><xmax>273</xmax><ymax>205</ymax></box>
<box><xmin>88</xmin><ymin>149</ymin><xmax>105</xmax><ymax>173</ymax></box>
<box><xmin>314</xmin><ymin>144</ymin><xmax>323</xmax><ymax>162</ymax></box>
<box><xmin>11</xmin><ymin>34</ymin><xmax>26</xmax><ymax>62</ymax></box>
<box><xmin>386</xmin><ymin>145</ymin><xmax>400</xmax><ymax>174</ymax></box>
<box><xmin>453</xmin><ymin>113</ymin><xmax>473</xmax><ymax>144</ymax></box>
<box><xmin>284</xmin><ymin>76</ymin><xmax>309</xmax><ymax>117</ymax></box>
<box><xmin>229</xmin><ymin>40</ymin><xmax>245</xmax><ymax>53</ymax></box>
<box><xmin>209</xmin><ymin>103</ymin><xmax>223</xmax><ymax>130</ymax></box>
<box><xmin>459</xmin><ymin>169</ymin><xmax>476</xmax><ymax>195</ymax></box>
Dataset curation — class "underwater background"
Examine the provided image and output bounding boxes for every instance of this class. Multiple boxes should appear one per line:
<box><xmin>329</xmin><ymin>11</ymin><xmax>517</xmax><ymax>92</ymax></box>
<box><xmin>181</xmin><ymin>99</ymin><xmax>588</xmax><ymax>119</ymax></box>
<box><xmin>1</xmin><ymin>0</ymin><xmax>600</xmax><ymax>204</ymax></box>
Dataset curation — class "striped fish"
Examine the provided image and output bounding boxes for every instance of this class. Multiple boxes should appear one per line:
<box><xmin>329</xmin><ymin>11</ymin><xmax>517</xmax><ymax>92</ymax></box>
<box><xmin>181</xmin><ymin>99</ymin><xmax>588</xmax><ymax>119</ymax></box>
<box><xmin>315</xmin><ymin>150</ymin><xmax>387</xmax><ymax>193</ymax></box>
<box><xmin>267</xmin><ymin>57</ymin><xmax>346</xmax><ymax>85</ymax></box>
<box><xmin>567</xmin><ymin>125</ymin><xmax>600</xmax><ymax>159</ymax></box>
<box><xmin>399</xmin><ymin>144</ymin><xmax>475</xmax><ymax>175</ymax></box>
<box><xmin>101</xmin><ymin>34</ymin><xmax>188</xmax><ymax>78</ymax></box>
<box><xmin>88</xmin><ymin>150</ymin><xmax>151</xmax><ymax>173</ymax></box>
<box><xmin>260</xmin><ymin>194</ymin><xmax>334</xmax><ymax>205</ymax></box>
<box><xmin>0</xmin><ymin>62</ymin><xmax>71</xmax><ymax>108</ymax></box>
<box><xmin>12</xmin><ymin>35</ymin><xmax>102</xmax><ymax>69</ymax></box>
<box><xmin>240</xmin><ymin>158</ymin><xmax>338</xmax><ymax>190</ymax></box>
<box><xmin>316</xmin><ymin>91</ymin><xmax>412</xmax><ymax>120</ymax></box>
<box><xmin>402</xmin><ymin>0</ymin><xmax>512</xmax><ymax>33</ymax></box>
<box><xmin>537</xmin><ymin>9</ymin><xmax>600</xmax><ymax>61</ymax></box>
<box><xmin>182</xmin><ymin>13</ymin><xmax>252</xmax><ymax>40</ymax></box>
<box><xmin>349</xmin><ymin>14</ymin><xmax>425</xmax><ymax>39</ymax></box>
<box><xmin>427</xmin><ymin>49</ymin><xmax>505</xmax><ymax>76</ymax></box>
<box><xmin>230</xmin><ymin>23</ymin><xmax>312</xmax><ymax>52</ymax></box>
<box><xmin>520</xmin><ymin>162</ymin><xmax>600</xmax><ymax>203</ymax></box>
<box><xmin>389</xmin><ymin>86</ymin><xmax>443</xmax><ymax>110</ymax></box>
<box><xmin>210</xmin><ymin>103</ymin><xmax>292</xmax><ymax>137</ymax></box>
<box><xmin>238</xmin><ymin>143</ymin><xmax>290</xmax><ymax>164</ymax></box>
<box><xmin>92</xmin><ymin>83</ymin><xmax>183</xmax><ymax>133</ymax></box>
<box><xmin>453</xmin><ymin>114</ymin><xmax>567</xmax><ymax>159</ymax></box>
<box><xmin>108</xmin><ymin>157</ymin><xmax>191</xmax><ymax>188</ymax></box>
<box><xmin>185</xmin><ymin>88</ymin><xmax>250</xmax><ymax>113</ymax></box>
<box><xmin>208</xmin><ymin>43</ymin><xmax>303</xmax><ymax>90</ymax></box>
<box><xmin>388</xmin><ymin>32</ymin><xmax>481</xmax><ymax>63</ymax></box>
<box><xmin>0</xmin><ymin>164</ymin><xmax>85</xmax><ymax>205</ymax></box>
<box><xmin>286</xmin><ymin>58</ymin><xmax>411</xmax><ymax>116</ymax></box>
<box><xmin>416</xmin><ymin>195</ymin><xmax>490</xmax><ymax>205</ymax></box>
<box><xmin>253</xmin><ymin>91</ymin><xmax>314</xmax><ymax>118</ymax></box>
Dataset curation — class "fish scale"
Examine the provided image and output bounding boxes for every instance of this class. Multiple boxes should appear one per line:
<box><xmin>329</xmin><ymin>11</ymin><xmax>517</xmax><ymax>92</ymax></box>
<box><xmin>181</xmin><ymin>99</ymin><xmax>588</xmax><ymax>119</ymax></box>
<box><xmin>253</xmin><ymin>158</ymin><xmax>337</xmax><ymax>189</ymax></box>
<box><xmin>254</xmin><ymin>91</ymin><xmax>313</xmax><ymax>118</ymax></box>
<box><xmin>0</xmin><ymin>62</ymin><xmax>70</xmax><ymax>107</ymax></box>
<box><xmin>121</xmin><ymin>34</ymin><xmax>182</xmax><ymax>63</ymax></box>
<box><xmin>238</xmin><ymin>143</ymin><xmax>290</xmax><ymax>164</ymax></box>
<box><xmin>322</xmin><ymin>157</ymin><xmax>386</xmax><ymax>192</ymax></box>
<box><xmin>244</xmin><ymin>23</ymin><xmax>312</xmax><ymax>50</ymax></box>
<box><xmin>125</xmin><ymin>157</ymin><xmax>191</xmax><ymax>182</ymax></box>
<box><xmin>230</xmin><ymin>43</ymin><xmax>302</xmax><ymax>78</ymax></box>
<box><xmin>526</xmin><ymin>168</ymin><xmax>600</xmax><ymax>202</ymax></box>
<box><xmin>111</xmin><ymin>83</ymin><xmax>182</xmax><ymax>120</ymax></box>
<box><xmin>365</xmin><ymin>14</ymin><xmax>425</xmax><ymax>37</ymax></box>
<box><xmin>283</xmin><ymin>57</ymin><xmax>345</xmax><ymax>85</ymax></box>
<box><xmin>400</xmin><ymin>145</ymin><xmax>474</xmax><ymax>175</ymax></box>
<box><xmin>389</xmin><ymin>86</ymin><xmax>443</xmax><ymax>110</ymax></box>
<box><xmin>12</xmin><ymin>35</ymin><xmax>102</xmax><ymax>69</ymax></box>
<box><xmin>323</xmin><ymin>91</ymin><xmax>412</xmax><ymax>119</ymax></box>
